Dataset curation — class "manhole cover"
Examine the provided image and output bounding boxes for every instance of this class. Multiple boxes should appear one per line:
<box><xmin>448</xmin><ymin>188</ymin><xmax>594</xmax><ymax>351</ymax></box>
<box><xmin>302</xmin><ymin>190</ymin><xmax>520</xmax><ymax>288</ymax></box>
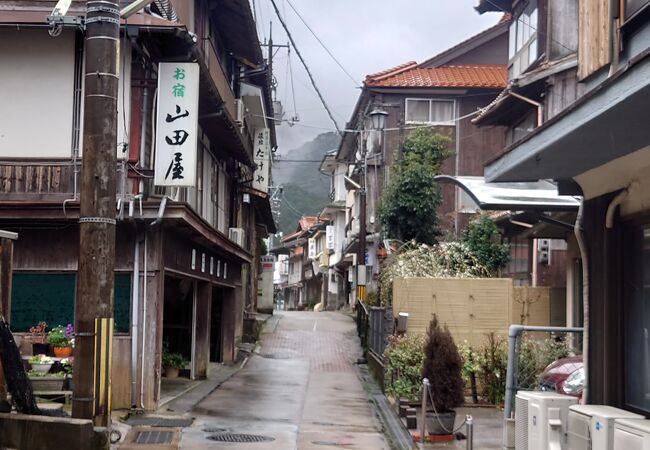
<box><xmin>207</xmin><ymin>433</ymin><xmax>275</xmax><ymax>443</ymax></box>
<box><xmin>127</xmin><ymin>417</ymin><xmax>194</xmax><ymax>427</ymax></box>
<box><xmin>202</xmin><ymin>427</ymin><xmax>229</xmax><ymax>433</ymax></box>
<box><xmin>135</xmin><ymin>430</ymin><xmax>174</xmax><ymax>444</ymax></box>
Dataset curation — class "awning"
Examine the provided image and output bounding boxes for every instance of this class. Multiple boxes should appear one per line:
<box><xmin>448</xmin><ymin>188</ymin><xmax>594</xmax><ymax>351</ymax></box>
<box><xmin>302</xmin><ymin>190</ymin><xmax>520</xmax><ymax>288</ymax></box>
<box><xmin>245</xmin><ymin>188</ymin><xmax>277</xmax><ymax>235</ymax></box>
<box><xmin>434</xmin><ymin>175</ymin><xmax>580</xmax><ymax>211</ymax></box>
<box><xmin>485</xmin><ymin>54</ymin><xmax>650</xmax><ymax>183</ymax></box>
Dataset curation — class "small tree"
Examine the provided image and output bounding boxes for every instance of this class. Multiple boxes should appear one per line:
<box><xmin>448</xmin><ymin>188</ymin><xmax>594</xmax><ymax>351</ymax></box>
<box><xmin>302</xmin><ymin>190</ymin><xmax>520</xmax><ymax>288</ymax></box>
<box><xmin>379</xmin><ymin>128</ymin><xmax>450</xmax><ymax>245</ymax></box>
<box><xmin>462</xmin><ymin>215</ymin><xmax>510</xmax><ymax>275</ymax></box>
<box><xmin>422</xmin><ymin>315</ymin><xmax>464</xmax><ymax>412</ymax></box>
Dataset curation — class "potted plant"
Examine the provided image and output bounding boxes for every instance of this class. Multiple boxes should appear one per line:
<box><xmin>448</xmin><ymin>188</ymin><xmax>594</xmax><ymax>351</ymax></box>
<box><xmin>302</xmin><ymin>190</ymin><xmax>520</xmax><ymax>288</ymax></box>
<box><xmin>422</xmin><ymin>315</ymin><xmax>465</xmax><ymax>437</ymax></box>
<box><xmin>47</xmin><ymin>324</ymin><xmax>74</xmax><ymax>357</ymax></box>
<box><xmin>28</xmin><ymin>354</ymin><xmax>54</xmax><ymax>374</ymax></box>
<box><xmin>162</xmin><ymin>351</ymin><xmax>185</xmax><ymax>379</ymax></box>
<box><xmin>29</xmin><ymin>321</ymin><xmax>49</xmax><ymax>355</ymax></box>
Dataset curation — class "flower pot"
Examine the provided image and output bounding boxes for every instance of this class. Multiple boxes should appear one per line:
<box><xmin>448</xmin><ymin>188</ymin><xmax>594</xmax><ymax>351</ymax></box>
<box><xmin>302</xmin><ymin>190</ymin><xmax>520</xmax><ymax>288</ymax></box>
<box><xmin>425</xmin><ymin>410</ymin><xmax>456</xmax><ymax>436</ymax></box>
<box><xmin>164</xmin><ymin>366</ymin><xmax>180</xmax><ymax>379</ymax></box>
<box><xmin>32</xmin><ymin>343</ymin><xmax>50</xmax><ymax>356</ymax></box>
<box><xmin>53</xmin><ymin>346</ymin><xmax>73</xmax><ymax>358</ymax></box>
<box><xmin>29</xmin><ymin>375</ymin><xmax>66</xmax><ymax>391</ymax></box>
<box><xmin>30</xmin><ymin>363</ymin><xmax>52</xmax><ymax>374</ymax></box>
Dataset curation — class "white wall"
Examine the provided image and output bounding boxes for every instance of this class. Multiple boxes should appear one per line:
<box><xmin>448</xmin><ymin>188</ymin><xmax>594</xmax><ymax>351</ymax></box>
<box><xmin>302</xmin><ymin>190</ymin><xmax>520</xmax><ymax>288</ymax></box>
<box><xmin>0</xmin><ymin>29</ymin><xmax>132</xmax><ymax>160</ymax></box>
<box><xmin>0</xmin><ymin>29</ymin><xmax>76</xmax><ymax>158</ymax></box>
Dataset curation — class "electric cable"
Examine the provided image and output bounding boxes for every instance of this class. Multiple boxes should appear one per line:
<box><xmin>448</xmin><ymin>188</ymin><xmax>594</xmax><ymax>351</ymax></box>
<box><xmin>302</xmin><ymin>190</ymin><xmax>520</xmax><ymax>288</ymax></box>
<box><xmin>285</xmin><ymin>0</ymin><xmax>359</xmax><ymax>87</ymax></box>
<box><xmin>268</xmin><ymin>0</ymin><xmax>342</xmax><ymax>134</ymax></box>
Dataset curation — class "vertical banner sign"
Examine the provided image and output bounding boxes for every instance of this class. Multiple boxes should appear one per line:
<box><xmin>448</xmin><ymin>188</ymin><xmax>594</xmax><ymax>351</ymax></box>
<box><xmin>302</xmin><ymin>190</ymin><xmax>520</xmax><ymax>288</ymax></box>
<box><xmin>154</xmin><ymin>63</ymin><xmax>199</xmax><ymax>187</ymax></box>
<box><xmin>253</xmin><ymin>128</ymin><xmax>270</xmax><ymax>192</ymax></box>
<box><xmin>326</xmin><ymin>225</ymin><xmax>335</xmax><ymax>250</ymax></box>
<box><xmin>308</xmin><ymin>238</ymin><xmax>316</xmax><ymax>259</ymax></box>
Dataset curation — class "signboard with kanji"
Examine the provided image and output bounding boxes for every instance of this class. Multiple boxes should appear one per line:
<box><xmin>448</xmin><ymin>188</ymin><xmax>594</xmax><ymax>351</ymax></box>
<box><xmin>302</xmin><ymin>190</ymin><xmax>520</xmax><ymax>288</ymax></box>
<box><xmin>253</xmin><ymin>128</ymin><xmax>270</xmax><ymax>192</ymax></box>
<box><xmin>154</xmin><ymin>63</ymin><xmax>200</xmax><ymax>187</ymax></box>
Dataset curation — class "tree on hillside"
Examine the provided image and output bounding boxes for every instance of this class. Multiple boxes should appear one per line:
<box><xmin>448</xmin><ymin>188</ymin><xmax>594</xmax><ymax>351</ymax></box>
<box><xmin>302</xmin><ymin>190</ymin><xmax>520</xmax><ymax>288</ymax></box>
<box><xmin>462</xmin><ymin>215</ymin><xmax>510</xmax><ymax>275</ymax></box>
<box><xmin>378</xmin><ymin>128</ymin><xmax>450</xmax><ymax>245</ymax></box>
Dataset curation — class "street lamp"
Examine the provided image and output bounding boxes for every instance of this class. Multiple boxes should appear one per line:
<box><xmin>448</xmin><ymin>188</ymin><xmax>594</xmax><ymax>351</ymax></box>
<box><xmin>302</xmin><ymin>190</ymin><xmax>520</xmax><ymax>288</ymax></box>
<box><xmin>356</xmin><ymin>107</ymin><xmax>387</xmax><ymax>305</ymax></box>
<box><xmin>369</xmin><ymin>108</ymin><xmax>388</xmax><ymax>131</ymax></box>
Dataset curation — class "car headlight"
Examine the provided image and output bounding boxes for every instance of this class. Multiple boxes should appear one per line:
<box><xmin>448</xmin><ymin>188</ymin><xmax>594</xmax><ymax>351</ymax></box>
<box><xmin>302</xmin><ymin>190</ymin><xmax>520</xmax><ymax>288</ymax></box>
<box><xmin>562</xmin><ymin>367</ymin><xmax>585</xmax><ymax>395</ymax></box>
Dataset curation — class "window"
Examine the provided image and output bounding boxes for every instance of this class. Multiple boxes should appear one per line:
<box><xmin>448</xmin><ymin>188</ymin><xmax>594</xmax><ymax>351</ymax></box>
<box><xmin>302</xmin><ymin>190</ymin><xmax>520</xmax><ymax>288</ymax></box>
<box><xmin>625</xmin><ymin>0</ymin><xmax>650</xmax><ymax>19</ymax></box>
<box><xmin>624</xmin><ymin>224</ymin><xmax>650</xmax><ymax>413</ymax></box>
<box><xmin>405</xmin><ymin>99</ymin><xmax>455</xmax><ymax>125</ymax></box>
<box><xmin>506</xmin><ymin>110</ymin><xmax>536</xmax><ymax>145</ymax></box>
<box><xmin>508</xmin><ymin>0</ymin><xmax>538</xmax><ymax>79</ymax></box>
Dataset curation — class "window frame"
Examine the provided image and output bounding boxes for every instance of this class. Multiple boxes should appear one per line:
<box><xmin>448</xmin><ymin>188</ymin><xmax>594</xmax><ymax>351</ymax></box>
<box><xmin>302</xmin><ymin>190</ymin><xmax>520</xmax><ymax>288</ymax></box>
<box><xmin>508</xmin><ymin>0</ymin><xmax>539</xmax><ymax>79</ymax></box>
<box><xmin>404</xmin><ymin>98</ymin><xmax>456</xmax><ymax>125</ymax></box>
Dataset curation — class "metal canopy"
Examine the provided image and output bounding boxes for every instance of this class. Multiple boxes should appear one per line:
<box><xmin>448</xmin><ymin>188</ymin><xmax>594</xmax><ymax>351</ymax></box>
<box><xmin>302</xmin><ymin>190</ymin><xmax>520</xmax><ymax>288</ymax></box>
<box><xmin>434</xmin><ymin>175</ymin><xmax>580</xmax><ymax>211</ymax></box>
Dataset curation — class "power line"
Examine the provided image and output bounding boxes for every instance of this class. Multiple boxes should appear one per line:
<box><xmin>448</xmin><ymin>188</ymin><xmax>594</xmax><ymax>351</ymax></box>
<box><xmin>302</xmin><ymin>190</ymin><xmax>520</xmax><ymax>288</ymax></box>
<box><xmin>268</xmin><ymin>0</ymin><xmax>342</xmax><ymax>134</ymax></box>
<box><xmin>284</xmin><ymin>0</ymin><xmax>359</xmax><ymax>87</ymax></box>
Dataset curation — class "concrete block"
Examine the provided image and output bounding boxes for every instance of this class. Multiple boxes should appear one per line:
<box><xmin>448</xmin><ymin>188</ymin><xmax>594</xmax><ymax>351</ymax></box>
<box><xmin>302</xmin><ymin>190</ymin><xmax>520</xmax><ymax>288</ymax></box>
<box><xmin>0</xmin><ymin>413</ymin><xmax>108</xmax><ymax>450</ymax></box>
<box><xmin>406</xmin><ymin>414</ymin><xmax>417</xmax><ymax>429</ymax></box>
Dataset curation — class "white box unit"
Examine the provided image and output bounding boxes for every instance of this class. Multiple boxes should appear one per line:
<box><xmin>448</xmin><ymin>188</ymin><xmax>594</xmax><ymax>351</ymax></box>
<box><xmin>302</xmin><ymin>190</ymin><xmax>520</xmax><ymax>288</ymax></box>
<box><xmin>515</xmin><ymin>391</ymin><xmax>578</xmax><ymax>450</ymax></box>
<box><xmin>235</xmin><ymin>98</ymin><xmax>245</xmax><ymax>126</ymax></box>
<box><xmin>228</xmin><ymin>227</ymin><xmax>245</xmax><ymax>247</ymax></box>
<box><xmin>614</xmin><ymin>419</ymin><xmax>650</xmax><ymax>450</ymax></box>
<box><xmin>567</xmin><ymin>405</ymin><xmax>643</xmax><ymax>450</ymax></box>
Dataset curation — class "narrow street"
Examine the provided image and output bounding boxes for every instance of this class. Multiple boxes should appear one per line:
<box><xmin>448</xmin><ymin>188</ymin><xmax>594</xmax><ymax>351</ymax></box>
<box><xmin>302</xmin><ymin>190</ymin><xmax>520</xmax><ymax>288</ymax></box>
<box><xmin>180</xmin><ymin>311</ymin><xmax>388</xmax><ymax>449</ymax></box>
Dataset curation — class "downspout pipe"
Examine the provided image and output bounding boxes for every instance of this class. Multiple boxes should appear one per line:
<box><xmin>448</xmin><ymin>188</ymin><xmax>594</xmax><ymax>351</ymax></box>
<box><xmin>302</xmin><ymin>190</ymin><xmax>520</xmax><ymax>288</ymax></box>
<box><xmin>574</xmin><ymin>200</ymin><xmax>590</xmax><ymax>404</ymax></box>
<box><xmin>609</xmin><ymin>0</ymin><xmax>621</xmax><ymax>77</ymax></box>
<box><xmin>606</xmin><ymin>188</ymin><xmax>629</xmax><ymax>229</ymax></box>
<box><xmin>130</xmin><ymin>235</ymin><xmax>140</xmax><ymax>408</ymax></box>
<box><xmin>504</xmin><ymin>325</ymin><xmax>584</xmax><ymax>420</ymax></box>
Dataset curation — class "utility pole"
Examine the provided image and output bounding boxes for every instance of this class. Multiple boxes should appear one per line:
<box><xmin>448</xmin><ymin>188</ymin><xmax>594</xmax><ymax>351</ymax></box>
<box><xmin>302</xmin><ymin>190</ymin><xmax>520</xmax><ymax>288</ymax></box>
<box><xmin>73</xmin><ymin>0</ymin><xmax>119</xmax><ymax>426</ymax></box>
<box><xmin>357</xmin><ymin>141</ymin><xmax>367</xmax><ymax>304</ymax></box>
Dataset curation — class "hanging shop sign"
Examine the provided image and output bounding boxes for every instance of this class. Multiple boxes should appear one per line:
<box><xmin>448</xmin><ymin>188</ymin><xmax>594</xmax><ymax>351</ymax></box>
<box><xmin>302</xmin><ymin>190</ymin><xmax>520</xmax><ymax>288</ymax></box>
<box><xmin>253</xmin><ymin>128</ymin><xmax>270</xmax><ymax>192</ymax></box>
<box><xmin>154</xmin><ymin>62</ymin><xmax>200</xmax><ymax>187</ymax></box>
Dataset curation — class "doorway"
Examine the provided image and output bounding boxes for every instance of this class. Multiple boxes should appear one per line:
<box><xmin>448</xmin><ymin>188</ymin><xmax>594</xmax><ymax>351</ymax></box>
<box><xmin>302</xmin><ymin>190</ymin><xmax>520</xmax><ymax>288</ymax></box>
<box><xmin>162</xmin><ymin>275</ymin><xmax>194</xmax><ymax>370</ymax></box>
<box><xmin>209</xmin><ymin>287</ymin><xmax>223</xmax><ymax>363</ymax></box>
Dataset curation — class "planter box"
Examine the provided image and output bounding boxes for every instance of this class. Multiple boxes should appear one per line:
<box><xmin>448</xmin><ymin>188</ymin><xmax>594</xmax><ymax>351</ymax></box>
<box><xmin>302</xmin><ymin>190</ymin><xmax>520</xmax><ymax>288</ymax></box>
<box><xmin>29</xmin><ymin>376</ymin><xmax>67</xmax><ymax>392</ymax></box>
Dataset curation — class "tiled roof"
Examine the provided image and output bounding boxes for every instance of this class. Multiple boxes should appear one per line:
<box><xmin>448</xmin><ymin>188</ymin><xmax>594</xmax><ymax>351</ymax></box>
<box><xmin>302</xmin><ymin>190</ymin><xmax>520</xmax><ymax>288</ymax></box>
<box><xmin>364</xmin><ymin>65</ymin><xmax>507</xmax><ymax>89</ymax></box>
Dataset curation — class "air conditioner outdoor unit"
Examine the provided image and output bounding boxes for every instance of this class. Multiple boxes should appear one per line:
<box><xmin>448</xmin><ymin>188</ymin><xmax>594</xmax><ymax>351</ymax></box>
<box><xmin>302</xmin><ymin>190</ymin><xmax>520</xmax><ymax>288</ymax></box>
<box><xmin>515</xmin><ymin>391</ymin><xmax>578</xmax><ymax>450</ymax></box>
<box><xmin>235</xmin><ymin>99</ymin><xmax>245</xmax><ymax>127</ymax></box>
<box><xmin>614</xmin><ymin>419</ymin><xmax>650</xmax><ymax>450</ymax></box>
<box><xmin>567</xmin><ymin>405</ymin><xmax>643</xmax><ymax>450</ymax></box>
<box><xmin>228</xmin><ymin>227</ymin><xmax>245</xmax><ymax>247</ymax></box>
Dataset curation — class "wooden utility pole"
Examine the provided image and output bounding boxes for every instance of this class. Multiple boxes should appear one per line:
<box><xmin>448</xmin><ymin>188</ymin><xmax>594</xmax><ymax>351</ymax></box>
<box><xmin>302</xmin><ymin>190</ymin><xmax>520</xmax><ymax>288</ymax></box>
<box><xmin>73</xmin><ymin>0</ymin><xmax>119</xmax><ymax>426</ymax></box>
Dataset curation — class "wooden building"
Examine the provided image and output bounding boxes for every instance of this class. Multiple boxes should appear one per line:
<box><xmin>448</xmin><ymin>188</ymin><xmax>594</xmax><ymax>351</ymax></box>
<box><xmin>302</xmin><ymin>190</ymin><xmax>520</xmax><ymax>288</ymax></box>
<box><xmin>0</xmin><ymin>1</ymin><xmax>276</xmax><ymax>410</ymax></box>
<box><xmin>476</xmin><ymin>0</ymin><xmax>650</xmax><ymax>413</ymax></box>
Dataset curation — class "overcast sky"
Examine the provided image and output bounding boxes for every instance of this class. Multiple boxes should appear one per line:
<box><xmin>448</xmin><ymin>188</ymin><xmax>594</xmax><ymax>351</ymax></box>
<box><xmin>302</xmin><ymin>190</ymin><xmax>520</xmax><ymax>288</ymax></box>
<box><xmin>251</xmin><ymin>0</ymin><xmax>502</xmax><ymax>152</ymax></box>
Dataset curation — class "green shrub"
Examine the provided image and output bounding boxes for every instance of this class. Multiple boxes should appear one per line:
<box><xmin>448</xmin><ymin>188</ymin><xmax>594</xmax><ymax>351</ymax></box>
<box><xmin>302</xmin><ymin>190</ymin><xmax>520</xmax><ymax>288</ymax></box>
<box><xmin>477</xmin><ymin>333</ymin><xmax>508</xmax><ymax>405</ymax></box>
<box><xmin>162</xmin><ymin>351</ymin><xmax>185</xmax><ymax>369</ymax></box>
<box><xmin>384</xmin><ymin>333</ymin><xmax>425</xmax><ymax>401</ymax></box>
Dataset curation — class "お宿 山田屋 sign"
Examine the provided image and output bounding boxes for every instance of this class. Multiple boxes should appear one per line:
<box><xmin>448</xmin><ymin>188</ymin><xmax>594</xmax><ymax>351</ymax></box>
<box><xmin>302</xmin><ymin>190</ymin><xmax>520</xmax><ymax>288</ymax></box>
<box><xmin>154</xmin><ymin>63</ymin><xmax>199</xmax><ymax>187</ymax></box>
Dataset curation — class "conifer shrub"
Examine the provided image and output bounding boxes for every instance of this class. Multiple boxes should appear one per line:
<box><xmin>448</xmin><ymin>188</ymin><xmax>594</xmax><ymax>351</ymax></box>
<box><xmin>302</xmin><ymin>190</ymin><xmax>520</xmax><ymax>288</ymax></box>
<box><xmin>422</xmin><ymin>315</ymin><xmax>465</xmax><ymax>412</ymax></box>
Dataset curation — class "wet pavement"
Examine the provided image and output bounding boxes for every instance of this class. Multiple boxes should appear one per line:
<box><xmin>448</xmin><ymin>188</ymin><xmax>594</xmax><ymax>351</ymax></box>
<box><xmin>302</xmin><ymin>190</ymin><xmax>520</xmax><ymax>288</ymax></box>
<box><xmin>180</xmin><ymin>311</ymin><xmax>389</xmax><ymax>449</ymax></box>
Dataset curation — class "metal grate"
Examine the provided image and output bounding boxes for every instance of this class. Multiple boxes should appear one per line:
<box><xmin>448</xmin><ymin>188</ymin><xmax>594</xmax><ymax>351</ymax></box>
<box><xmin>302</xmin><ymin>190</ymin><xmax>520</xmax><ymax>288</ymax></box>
<box><xmin>202</xmin><ymin>427</ymin><xmax>229</xmax><ymax>433</ymax></box>
<box><xmin>206</xmin><ymin>433</ymin><xmax>275</xmax><ymax>443</ymax></box>
<box><xmin>135</xmin><ymin>431</ymin><xmax>174</xmax><ymax>444</ymax></box>
<box><xmin>127</xmin><ymin>417</ymin><xmax>194</xmax><ymax>428</ymax></box>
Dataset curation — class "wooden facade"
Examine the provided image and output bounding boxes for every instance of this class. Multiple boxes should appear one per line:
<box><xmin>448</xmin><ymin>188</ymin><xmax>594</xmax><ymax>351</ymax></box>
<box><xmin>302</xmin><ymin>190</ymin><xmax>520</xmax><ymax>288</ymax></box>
<box><xmin>578</xmin><ymin>0</ymin><xmax>611</xmax><ymax>79</ymax></box>
<box><xmin>0</xmin><ymin>0</ymin><xmax>274</xmax><ymax>412</ymax></box>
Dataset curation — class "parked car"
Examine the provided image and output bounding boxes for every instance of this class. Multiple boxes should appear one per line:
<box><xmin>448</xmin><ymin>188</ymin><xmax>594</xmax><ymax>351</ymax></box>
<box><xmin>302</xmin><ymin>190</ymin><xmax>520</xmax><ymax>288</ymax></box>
<box><xmin>539</xmin><ymin>355</ymin><xmax>584</xmax><ymax>398</ymax></box>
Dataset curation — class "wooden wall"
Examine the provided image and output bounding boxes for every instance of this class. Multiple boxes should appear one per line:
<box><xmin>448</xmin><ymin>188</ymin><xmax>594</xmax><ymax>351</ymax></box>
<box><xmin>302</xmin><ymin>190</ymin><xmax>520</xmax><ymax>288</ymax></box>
<box><xmin>392</xmin><ymin>277</ymin><xmax>513</xmax><ymax>347</ymax></box>
<box><xmin>578</xmin><ymin>0</ymin><xmax>611</xmax><ymax>79</ymax></box>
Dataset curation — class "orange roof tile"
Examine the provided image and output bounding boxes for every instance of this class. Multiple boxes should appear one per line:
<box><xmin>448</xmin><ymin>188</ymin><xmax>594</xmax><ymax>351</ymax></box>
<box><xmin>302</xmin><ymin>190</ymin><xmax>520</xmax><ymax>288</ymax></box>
<box><xmin>364</xmin><ymin>64</ymin><xmax>507</xmax><ymax>89</ymax></box>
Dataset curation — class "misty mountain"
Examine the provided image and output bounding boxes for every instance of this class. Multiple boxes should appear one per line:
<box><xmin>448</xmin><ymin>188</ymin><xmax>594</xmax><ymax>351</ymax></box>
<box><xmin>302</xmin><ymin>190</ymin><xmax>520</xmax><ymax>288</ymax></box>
<box><xmin>274</xmin><ymin>132</ymin><xmax>341</xmax><ymax>234</ymax></box>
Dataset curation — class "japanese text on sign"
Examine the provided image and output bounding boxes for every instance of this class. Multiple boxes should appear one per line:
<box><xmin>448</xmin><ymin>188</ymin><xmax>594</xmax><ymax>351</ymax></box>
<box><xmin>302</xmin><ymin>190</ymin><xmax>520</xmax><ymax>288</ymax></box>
<box><xmin>154</xmin><ymin>63</ymin><xmax>199</xmax><ymax>187</ymax></box>
<box><xmin>253</xmin><ymin>128</ymin><xmax>270</xmax><ymax>192</ymax></box>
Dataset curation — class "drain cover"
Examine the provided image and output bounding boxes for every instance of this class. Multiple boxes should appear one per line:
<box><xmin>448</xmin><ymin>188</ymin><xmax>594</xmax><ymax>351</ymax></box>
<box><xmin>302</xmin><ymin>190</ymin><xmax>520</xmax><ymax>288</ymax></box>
<box><xmin>135</xmin><ymin>431</ymin><xmax>174</xmax><ymax>444</ymax></box>
<box><xmin>202</xmin><ymin>427</ymin><xmax>229</xmax><ymax>433</ymax></box>
<box><xmin>127</xmin><ymin>417</ymin><xmax>194</xmax><ymax>428</ymax></box>
<box><xmin>207</xmin><ymin>433</ymin><xmax>275</xmax><ymax>443</ymax></box>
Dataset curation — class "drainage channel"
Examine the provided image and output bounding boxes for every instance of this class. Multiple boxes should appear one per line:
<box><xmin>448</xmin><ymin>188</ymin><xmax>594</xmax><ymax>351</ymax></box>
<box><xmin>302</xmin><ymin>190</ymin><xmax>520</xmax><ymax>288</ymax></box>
<box><xmin>206</xmin><ymin>433</ymin><xmax>276</xmax><ymax>443</ymax></box>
